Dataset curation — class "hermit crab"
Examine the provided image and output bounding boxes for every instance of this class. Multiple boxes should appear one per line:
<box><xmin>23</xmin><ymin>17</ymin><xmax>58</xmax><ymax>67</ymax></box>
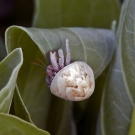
<box><xmin>45</xmin><ymin>39</ymin><xmax>95</xmax><ymax>101</ymax></box>
<box><xmin>32</xmin><ymin>39</ymin><xmax>95</xmax><ymax>101</ymax></box>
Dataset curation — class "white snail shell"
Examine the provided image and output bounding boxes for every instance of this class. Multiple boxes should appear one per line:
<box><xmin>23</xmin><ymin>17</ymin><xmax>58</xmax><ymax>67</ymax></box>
<box><xmin>50</xmin><ymin>61</ymin><xmax>95</xmax><ymax>101</ymax></box>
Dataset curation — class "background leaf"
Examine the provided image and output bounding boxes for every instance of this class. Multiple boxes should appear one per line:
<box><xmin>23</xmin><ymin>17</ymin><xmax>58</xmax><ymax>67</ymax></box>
<box><xmin>0</xmin><ymin>113</ymin><xmax>49</xmax><ymax>135</ymax></box>
<box><xmin>13</xmin><ymin>86</ymin><xmax>33</xmax><ymax>123</ymax></box>
<box><xmin>5</xmin><ymin>26</ymin><xmax>115</xmax><ymax>134</ymax></box>
<box><xmin>128</xmin><ymin>108</ymin><xmax>135</xmax><ymax>135</ymax></box>
<box><xmin>33</xmin><ymin>0</ymin><xmax>120</xmax><ymax>28</ymax></box>
<box><xmin>121</xmin><ymin>0</ymin><xmax>135</xmax><ymax>105</ymax></box>
<box><xmin>0</xmin><ymin>48</ymin><xmax>23</xmax><ymax>113</ymax></box>
<box><xmin>101</xmin><ymin>0</ymin><xmax>133</xmax><ymax>135</ymax></box>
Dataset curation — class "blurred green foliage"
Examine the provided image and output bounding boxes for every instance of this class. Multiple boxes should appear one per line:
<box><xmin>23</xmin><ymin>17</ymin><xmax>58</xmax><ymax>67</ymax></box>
<box><xmin>2</xmin><ymin>0</ymin><xmax>135</xmax><ymax>135</ymax></box>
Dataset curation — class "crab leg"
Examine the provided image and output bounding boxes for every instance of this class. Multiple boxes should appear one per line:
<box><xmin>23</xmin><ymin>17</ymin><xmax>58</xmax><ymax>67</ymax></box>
<box><xmin>58</xmin><ymin>49</ymin><xmax>64</xmax><ymax>68</ymax></box>
<box><xmin>65</xmin><ymin>39</ymin><xmax>71</xmax><ymax>65</ymax></box>
<box><xmin>50</xmin><ymin>51</ymin><xmax>59</xmax><ymax>71</ymax></box>
<box><xmin>46</xmin><ymin>76</ymin><xmax>51</xmax><ymax>86</ymax></box>
<box><xmin>46</xmin><ymin>65</ymin><xmax>54</xmax><ymax>77</ymax></box>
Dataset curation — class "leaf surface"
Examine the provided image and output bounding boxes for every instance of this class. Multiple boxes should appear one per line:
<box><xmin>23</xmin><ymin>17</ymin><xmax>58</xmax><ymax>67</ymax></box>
<box><xmin>128</xmin><ymin>108</ymin><xmax>135</xmax><ymax>135</ymax></box>
<box><xmin>14</xmin><ymin>86</ymin><xmax>33</xmax><ymax>123</ymax></box>
<box><xmin>0</xmin><ymin>113</ymin><xmax>49</xmax><ymax>135</ymax></box>
<box><xmin>101</xmin><ymin>1</ymin><xmax>133</xmax><ymax>135</ymax></box>
<box><xmin>121</xmin><ymin>0</ymin><xmax>135</xmax><ymax>105</ymax></box>
<box><xmin>0</xmin><ymin>48</ymin><xmax>23</xmax><ymax>113</ymax></box>
<box><xmin>5</xmin><ymin>26</ymin><xmax>115</xmax><ymax>134</ymax></box>
<box><xmin>33</xmin><ymin>0</ymin><xmax>120</xmax><ymax>28</ymax></box>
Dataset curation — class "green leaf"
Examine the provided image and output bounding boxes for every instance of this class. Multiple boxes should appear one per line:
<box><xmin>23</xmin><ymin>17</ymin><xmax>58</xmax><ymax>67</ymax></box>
<box><xmin>0</xmin><ymin>37</ymin><xmax>6</xmax><ymax>61</ymax></box>
<box><xmin>121</xmin><ymin>0</ymin><xmax>135</xmax><ymax>105</ymax></box>
<box><xmin>14</xmin><ymin>86</ymin><xmax>33</xmax><ymax>123</ymax></box>
<box><xmin>128</xmin><ymin>108</ymin><xmax>135</xmax><ymax>135</ymax></box>
<box><xmin>0</xmin><ymin>113</ymin><xmax>49</xmax><ymax>135</ymax></box>
<box><xmin>5</xmin><ymin>26</ymin><xmax>115</xmax><ymax>134</ymax></box>
<box><xmin>0</xmin><ymin>48</ymin><xmax>23</xmax><ymax>113</ymax></box>
<box><xmin>33</xmin><ymin>0</ymin><xmax>120</xmax><ymax>28</ymax></box>
<box><xmin>101</xmin><ymin>1</ymin><xmax>133</xmax><ymax>135</ymax></box>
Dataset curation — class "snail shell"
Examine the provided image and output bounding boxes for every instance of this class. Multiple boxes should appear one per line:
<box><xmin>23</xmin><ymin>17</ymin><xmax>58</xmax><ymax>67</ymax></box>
<box><xmin>50</xmin><ymin>61</ymin><xmax>95</xmax><ymax>101</ymax></box>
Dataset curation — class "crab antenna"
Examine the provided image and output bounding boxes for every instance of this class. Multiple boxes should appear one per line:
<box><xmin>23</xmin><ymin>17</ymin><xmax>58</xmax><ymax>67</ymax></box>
<box><xmin>65</xmin><ymin>39</ymin><xmax>71</xmax><ymax>65</ymax></box>
<box><xmin>37</xmin><ymin>58</ymin><xmax>47</xmax><ymax>67</ymax></box>
<box><xmin>31</xmin><ymin>62</ymin><xmax>46</xmax><ymax>69</ymax></box>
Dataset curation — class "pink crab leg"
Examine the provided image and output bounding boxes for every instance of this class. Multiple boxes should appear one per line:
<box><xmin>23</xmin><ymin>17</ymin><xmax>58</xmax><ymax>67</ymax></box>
<box><xmin>50</xmin><ymin>51</ymin><xmax>59</xmax><ymax>71</ymax></box>
<box><xmin>65</xmin><ymin>39</ymin><xmax>71</xmax><ymax>65</ymax></box>
<box><xmin>58</xmin><ymin>49</ymin><xmax>64</xmax><ymax>68</ymax></box>
<box><xmin>46</xmin><ymin>65</ymin><xmax>54</xmax><ymax>77</ymax></box>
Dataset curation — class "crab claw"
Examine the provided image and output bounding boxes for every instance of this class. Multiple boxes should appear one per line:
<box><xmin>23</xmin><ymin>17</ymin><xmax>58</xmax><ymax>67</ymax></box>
<box><xmin>65</xmin><ymin>39</ymin><xmax>71</xmax><ymax>65</ymax></box>
<box><xmin>58</xmin><ymin>49</ymin><xmax>64</xmax><ymax>69</ymax></box>
<box><xmin>50</xmin><ymin>51</ymin><xmax>59</xmax><ymax>71</ymax></box>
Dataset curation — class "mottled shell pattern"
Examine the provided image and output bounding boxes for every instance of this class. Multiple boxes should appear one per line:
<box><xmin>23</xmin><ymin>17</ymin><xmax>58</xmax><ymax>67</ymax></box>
<box><xmin>50</xmin><ymin>61</ymin><xmax>95</xmax><ymax>101</ymax></box>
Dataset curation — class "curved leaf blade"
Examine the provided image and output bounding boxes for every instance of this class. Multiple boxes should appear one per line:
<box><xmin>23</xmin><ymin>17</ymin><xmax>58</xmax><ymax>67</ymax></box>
<box><xmin>5</xmin><ymin>26</ymin><xmax>115</xmax><ymax>134</ymax></box>
<box><xmin>0</xmin><ymin>48</ymin><xmax>23</xmax><ymax>113</ymax></box>
<box><xmin>128</xmin><ymin>108</ymin><xmax>135</xmax><ymax>135</ymax></box>
<box><xmin>101</xmin><ymin>1</ymin><xmax>133</xmax><ymax>135</ymax></box>
<box><xmin>33</xmin><ymin>0</ymin><xmax>120</xmax><ymax>28</ymax></box>
<box><xmin>6</xmin><ymin>27</ymin><xmax>49</xmax><ymax>129</ymax></box>
<box><xmin>6</xmin><ymin>26</ymin><xmax>115</xmax><ymax>78</ymax></box>
<box><xmin>121</xmin><ymin>0</ymin><xmax>135</xmax><ymax>105</ymax></box>
<box><xmin>14</xmin><ymin>86</ymin><xmax>33</xmax><ymax>123</ymax></box>
<box><xmin>0</xmin><ymin>113</ymin><xmax>49</xmax><ymax>135</ymax></box>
